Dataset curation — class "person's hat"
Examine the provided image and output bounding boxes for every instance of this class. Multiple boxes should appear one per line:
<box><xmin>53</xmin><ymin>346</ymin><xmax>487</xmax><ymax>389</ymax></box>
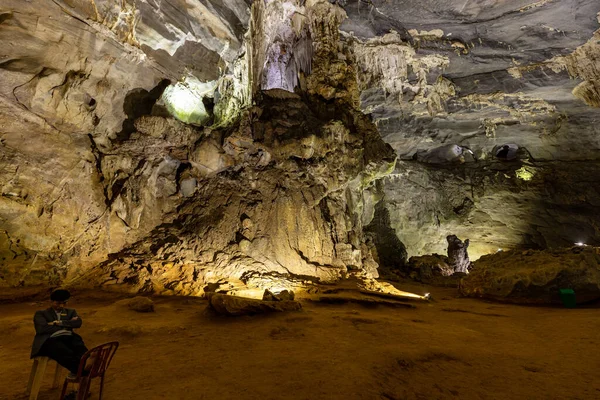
<box><xmin>50</xmin><ymin>289</ymin><xmax>71</xmax><ymax>302</ymax></box>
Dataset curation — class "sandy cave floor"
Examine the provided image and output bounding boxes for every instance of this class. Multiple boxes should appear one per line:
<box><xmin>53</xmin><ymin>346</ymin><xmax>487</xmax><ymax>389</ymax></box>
<box><xmin>1</xmin><ymin>282</ymin><xmax>599</xmax><ymax>400</ymax></box>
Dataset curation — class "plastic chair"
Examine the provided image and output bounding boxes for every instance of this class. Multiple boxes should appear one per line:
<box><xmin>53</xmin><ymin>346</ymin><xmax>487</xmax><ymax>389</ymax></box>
<box><xmin>26</xmin><ymin>356</ymin><xmax>66</xmax><ymax>400</ymax></box>
<box><xmin>59</xmin><ymin>342</ymin><xmax>119</xmax><ymax>400</ymax></box>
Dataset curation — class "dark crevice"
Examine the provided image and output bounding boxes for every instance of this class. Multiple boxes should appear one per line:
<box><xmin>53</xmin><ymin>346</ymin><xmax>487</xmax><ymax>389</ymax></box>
<box><xmin>116</xmin><ymin>79</ymin><xmax>171</xmax><ymax>142</ymax></box>
<box><xmin>364</xmin><ymin>201</ymin><xmax>408</xmax><ymax>272</ymax></box>
<box><xmin>87</xmin><ymin>134</ymin><xmax>109</xmax><ymax>208</ymax></box>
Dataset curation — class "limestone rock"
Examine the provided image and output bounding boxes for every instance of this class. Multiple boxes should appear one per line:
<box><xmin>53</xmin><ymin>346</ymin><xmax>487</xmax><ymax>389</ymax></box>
<box><xmin>190</xmin><ymin>139</ymin><xmax>235</xmax><ymax>176</ymax></box>
<box><xmin>446</xmin><ymin>235</ymin><xmax>471</xmax><ymax>274</ymax></box>
<box><xmin>379</xmin><ymin>159</ymin><xmax>600</xmax><ymax>261</ymax></box>
<box><xmin>407</xmin><ymin>254</ymin><xmax>453</xmax><ymax>279</ymax></box>
<box><xmin>116</xmin><ymin>296</ymin><xmax>155</xmax><ymax>313</ymax></box>
<box><xmin>263</xmin><ymin>289</ymin><xmax>295</xmax><ymax>301</ymax></box>
<box><xmin>3</xmin><ymin>0</ymin><xmax>600</xmax><ymax>298</ymax></box>
<box><xmin>85</xmin><ymin>79</ymin><xmax>395</xmax><ymax>296</ymax></box>
<box><xmin>180</xmin><ymin>178</ymin><xmax>197</xmax><ymax>198</ymax></box>
<box><xmin>207</xmin><ymin>293</ymin><xmax>302</xmax><ymax>316</ymax></box>
<box><xmin>460</xmin><ymin>247</ymin><xmax>600</xmax><ymax>304</ymax></box>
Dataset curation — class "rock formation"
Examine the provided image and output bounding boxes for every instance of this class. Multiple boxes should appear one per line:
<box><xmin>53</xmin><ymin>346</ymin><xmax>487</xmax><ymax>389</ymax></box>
<box><xmin>0</xmin><ymin>0</ymin><xmax>394</xmax><ymax>295</ymax></box>
<box><xmin>460</xmin><ymin>246</ymin><xmax>600</xmax><ymax>304</ymax></box>
<box><xmin>1</xmin><ymin>0</ymin><xmax>600</xmax><ymax>296</ymax></box>
<box><xmin>446</xmin><ymin>235</ymin><xmax>470</xmax><ymax>274</ymax></box>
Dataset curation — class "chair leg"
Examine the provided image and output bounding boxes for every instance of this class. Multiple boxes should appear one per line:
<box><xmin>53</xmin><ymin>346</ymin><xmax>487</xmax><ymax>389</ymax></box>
<box><xmin>76</xmin><ymin>377</ymin><xmax>91</xmax><ymax>400</ymax></box>
<box><xmin>27</xmin><ymin>359</ymin><xmax>39</xmax><ymax>395</ymax></box>
<box><xmin>29</xmin><ymin>357</ymin><xmax>48</xmax><ymax>400</ymax></box>
<box><xmin>99</xmin><ymin>375</ymin><xmax>105</xmax><ymax>400</ymax></box>
<box><xmin>59</xmin><ymin>379</ymin><xmax>69</xmax><ymax>400</ymax></box>
<box><xmin>52</xmin><ymin>361</ymin><xmax>65</xmax><ymax>389</ymax></box>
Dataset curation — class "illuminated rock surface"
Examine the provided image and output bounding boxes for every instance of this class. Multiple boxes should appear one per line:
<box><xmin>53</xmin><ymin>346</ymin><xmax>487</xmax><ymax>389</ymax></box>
<box><xmin>1</xmin><ymin>0</ymin><xmax>600</xmax><ymax>294</ymax></box>
<box><xmin>207</xmin><ymin>292</ymin><xmax>302</xmax><ymax>316</ymax></box>
<box><xmin>461</xmin><ymin>246</ymin><xmax>600</xmax><ymax>304</ymax></box>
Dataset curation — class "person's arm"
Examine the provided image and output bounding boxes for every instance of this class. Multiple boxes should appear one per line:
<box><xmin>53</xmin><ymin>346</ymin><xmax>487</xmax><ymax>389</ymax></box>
<box><xmin>59</xmin><ymin>310</ymin><xmax>82</xmax><ymax>329</ymax></box>
<box><xmin>33</xmin><ymin>311</ymin><xmax>64</xmax><ymax>335</ymax></box>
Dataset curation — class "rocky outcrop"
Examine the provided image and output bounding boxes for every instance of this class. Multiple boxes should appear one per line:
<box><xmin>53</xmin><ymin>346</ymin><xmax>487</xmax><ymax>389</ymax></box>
<box><xmin>446</xmin><ymin>235</ymin><xmax>470</xmax><ymax>274</ymax></box>
<box><xmin>460</xmin><ymin>246</ymin><xmax>600</xmax><ymax>304</ymax></box>
<box><xmin>0</xmin><ymin>0</ymin><xmax>249</xmax><ymax>287</ymax></box>
<box><xmin>339</xmin><ymin>2</ymin><xmax>600</xmax><ymax>260</ymax></box>
<box><xmin>405</xmin><ymin>254</ymin><xmax>458</xmax><ymax>285</ymax></box>
<box><xmin>207</xmin><ymin>292</ymin><xmax>302</xmax><ymax>316</ymax></box>
<box><xmin>378</xmin><ymin>157</ymin><xmax>600</xmax><ymax>260</ymax></box>
<box><xmin>1</xmin><ymin>0</ymin><xmax>397</xmax><ymax>292</ymax></box>
<box><xmin>77</xmin><ymin>90</ymin><xmax>395</xmax><ymax>295</ymax></box>
<box><xmin>3</xmin><ymin>0</ymin><xmax>600</xmax><ymax>298</ymax></box>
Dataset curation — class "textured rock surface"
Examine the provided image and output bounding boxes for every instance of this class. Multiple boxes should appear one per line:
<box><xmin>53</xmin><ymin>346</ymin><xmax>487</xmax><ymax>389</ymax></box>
<box><xmin>2</xmin><ymin>0</ymin><xmax>600</xmax><ymax>294</ymax></box>
<box><xmin>446</xmin><ymin>235</ymin><xmax>471</xmax><ymax>274</ymax></box>
<box><xmin>0</xmin><ymin>0</ymin><xmax>250</xmax><ymax>287</ymax></box>
<box><xmin>116</xmin><ymin>296</ymin><xmax>155</xmax><ymax>312</ymax></box>
<box><xmin>79</xmin><ymin>92</ymin><xmax>395</xmax><ymax>295</ymax></box>
<box><xmin>340</xmin><ymin>2</ymin><xmax>600</xmax><ymax>260</ymax></box>
<box><xmin>378</xmin><ymin>158</ymin><xmax>600</xmax><ymax>260</ymax></box>
<box><xmin>207</xmin><ymin>292</ymin><xmax>302</xmax><ymax>316</ymax></box>
<box><xmin>405</xmin><ymin>254</ymin><xmax>462</xmax><ymax>287</ymax></box>
<box><xmin>460</xmin><ymin>246</ymin><xmax>600</xmax><ymax>304</ymax></box>
<box><xmin>1</xmin><ymin>0</ymin><xmax>397</xmax><ymax>293</ymax></box>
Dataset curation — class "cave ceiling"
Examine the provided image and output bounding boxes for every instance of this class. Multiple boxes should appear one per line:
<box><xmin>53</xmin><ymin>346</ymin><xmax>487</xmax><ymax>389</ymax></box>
<box><xmin>1</xmin><ymin>0</ymin><xmax>599</xmax><ymax>291</ymax></box>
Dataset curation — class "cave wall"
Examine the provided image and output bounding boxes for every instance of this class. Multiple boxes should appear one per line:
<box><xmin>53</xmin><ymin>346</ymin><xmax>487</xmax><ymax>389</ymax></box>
<box><xmin>0</xmin><ymin>0</ymin><xmax>396</xmax><ymax>293</ymax></box>
<box><xmin>0</xmin><ymin>0</ymin><xmax>250</xmax><ymax>286</ymax></box>
<box><xmin>85</xmin><ymin>94</ymin><xmax>395</xmax><ymax>295</ymax></box>
<box><xmin>341</xmin><ymin>2</ymin><xmax>600</xmax><ymax>259</ymax></box>
<box><xmin>2</xmin><ymin>0</ymin><xmax>600</xmax><ymax>290</ymax></box>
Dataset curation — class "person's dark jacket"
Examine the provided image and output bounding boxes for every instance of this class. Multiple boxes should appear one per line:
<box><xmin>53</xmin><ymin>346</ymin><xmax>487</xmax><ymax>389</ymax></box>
<box><xmin>31</xmin><ymin>308</ymin><xmax>82</xmax><ymax>358</ymax></box>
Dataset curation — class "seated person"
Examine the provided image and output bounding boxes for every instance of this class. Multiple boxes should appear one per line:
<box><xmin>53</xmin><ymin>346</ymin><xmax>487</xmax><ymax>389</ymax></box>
<box><xmin>31</xmin><ymin>289</ymin><xmax>88</xmax><ymax>378</ymax></box>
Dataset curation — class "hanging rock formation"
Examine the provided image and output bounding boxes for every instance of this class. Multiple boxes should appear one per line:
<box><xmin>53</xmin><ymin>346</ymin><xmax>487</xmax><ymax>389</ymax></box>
<box><xmin>343</xmin><ymin>2</ymin><xmax>600</xmax><ymax>258</ymax></box>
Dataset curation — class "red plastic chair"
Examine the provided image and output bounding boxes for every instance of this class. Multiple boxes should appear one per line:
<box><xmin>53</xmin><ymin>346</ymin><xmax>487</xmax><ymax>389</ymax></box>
<box><xmin>59</xmin><ymin>342</ymin><xmax>119</xmax><ymax>400</ymax></box>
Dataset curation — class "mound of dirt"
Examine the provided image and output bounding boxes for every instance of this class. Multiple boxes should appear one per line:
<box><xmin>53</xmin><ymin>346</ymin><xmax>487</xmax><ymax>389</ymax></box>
<box><xmin>460</xmin><ymin>246</ymin><xmax>600</xmax><ymax>304</ymax></box>
<box><xmin>115</xmin><ymin>296</ymin><xmax>155</xmax><ymax>313</ymax></box>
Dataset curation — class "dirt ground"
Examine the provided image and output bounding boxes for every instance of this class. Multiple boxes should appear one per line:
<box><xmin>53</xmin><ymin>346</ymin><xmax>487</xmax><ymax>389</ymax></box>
<box><xmin>1</xmin><ymin>282</ymin><xmax>599</xmax><ymax>400</ymax></box>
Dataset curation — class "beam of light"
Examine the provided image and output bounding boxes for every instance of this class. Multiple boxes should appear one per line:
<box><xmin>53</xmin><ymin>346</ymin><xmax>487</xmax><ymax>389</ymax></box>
<box><xmin>515</xmin><ymin>166</ymin><xmax>534</xmax><ymax>181</ymax></box>
<box><xmin>162</xmin><ymin>76</ymin><xmax>216</xmax><ymax>125</ymax></box>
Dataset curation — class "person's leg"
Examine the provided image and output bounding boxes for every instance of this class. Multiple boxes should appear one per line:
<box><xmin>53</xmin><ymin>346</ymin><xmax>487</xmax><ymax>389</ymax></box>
<box><xmin>38</xmin><ymin>336</ymin><xmax>82</xmax><ymax>373</ymax></box>
<box><xmin>70</xmin><ymin>334</ymin><xmax>89</xmax><ymax>360</ymax></box>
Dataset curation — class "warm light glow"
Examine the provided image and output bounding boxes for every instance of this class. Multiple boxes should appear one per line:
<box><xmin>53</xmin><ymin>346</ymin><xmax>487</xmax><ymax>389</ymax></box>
<box><xmin>166</xmin><ymin>84</ymin><xmax>202</xmax><ymax>116</ymax></box>
<box><xmin>497</xmin><ymin>248</ymin><xmax>503</xmax><ymax>252</ymax></box>
<box><xmin>268</xmin><ymin>286</ymin><xmax>288</xmax><ymax>294</ymax></box>
<box><xmin>575</xmin><ymin>242</ymin><xmax>585</xmax><ymax>246</ymax></box>
<box><xmin>515</xmin><ymin>166</ymin><xmax>534</xmax><ymax>181</ymax></box>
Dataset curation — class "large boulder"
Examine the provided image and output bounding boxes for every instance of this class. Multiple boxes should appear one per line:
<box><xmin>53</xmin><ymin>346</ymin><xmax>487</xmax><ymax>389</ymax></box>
<box><xmin>207</xmin><ymin>293</ymin><xmax>302</xmax><ymax>316</ymax></box>
<box><xmin>460</xmin><ymin>247</ymin><xmax>600</xmax><ymax>304</ymax></box>
<box><xmin>405</xmin><ymin>254</ymin><xmax>464</xmax><ymax>287</ymax></box>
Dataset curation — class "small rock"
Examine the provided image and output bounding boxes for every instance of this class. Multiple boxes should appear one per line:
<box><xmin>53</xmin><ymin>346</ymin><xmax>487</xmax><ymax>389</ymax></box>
<box><xmin>180</xmin><ymin>177</ymin><xmax>197</xmax><ymax>197</ymax></box>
